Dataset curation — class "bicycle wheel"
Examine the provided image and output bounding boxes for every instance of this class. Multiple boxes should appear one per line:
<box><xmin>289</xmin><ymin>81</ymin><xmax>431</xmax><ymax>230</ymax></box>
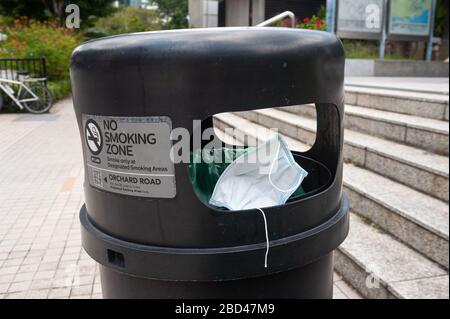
<box><xmin>20</xmin><ymin>84</ymin><xmax>53</xmax><ymax>114</ymax></box>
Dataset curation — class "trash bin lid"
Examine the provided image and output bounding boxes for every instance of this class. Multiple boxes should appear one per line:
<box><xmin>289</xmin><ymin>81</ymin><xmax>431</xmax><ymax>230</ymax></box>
<box><xmin>70</xmin><ymin>27</ymin><xmax>345</xmax><ymax>120</ymax></box>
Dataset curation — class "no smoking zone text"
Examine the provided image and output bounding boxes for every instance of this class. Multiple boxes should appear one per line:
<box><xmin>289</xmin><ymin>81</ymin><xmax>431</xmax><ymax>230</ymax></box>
<box><xmin>104</xmin><ymin>119</ymin><xmax>156</xmax><ymax>156</ymax></box>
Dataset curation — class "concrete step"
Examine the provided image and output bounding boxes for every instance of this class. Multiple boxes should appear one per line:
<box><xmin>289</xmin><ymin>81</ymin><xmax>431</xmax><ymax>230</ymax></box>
<box><xmin>213</xmin><ymin>114</ymin><xmax>449</xmax><ymax>299</ymax></box>
<box><xmin>344</xmin><ymin>164</ymin><xmax>449</xmax><ymax>269</ymax></box>
<box><xmin>235</xmin><ymin>108</ymin><xmax>449</xmax><ymax>202</ymax></box>
<box><xmin>345</xmin><ymin>86</ymin><xmax>449</xmax><ymax>121</ymax></box>
<box><xmin>335</xmin><ymin>214</ymin><xmax>448</xmax><ymax>299</ymax></box>
<box><xmin>214</xmin><ymin>113</ymin><xmax>449</xmax><ymax>268</ymax></box>
<box><xmin>282</xmin><ymin>104</ymin><xmax>449</xmax><ymax>156</ymax></box>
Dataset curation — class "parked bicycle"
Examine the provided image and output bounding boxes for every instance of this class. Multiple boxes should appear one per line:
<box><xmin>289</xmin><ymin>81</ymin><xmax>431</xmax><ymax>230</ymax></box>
<box><xmin>0</xmin><ymin>57</ymin><xmax>53</xmax><ymax>114</ymax></box>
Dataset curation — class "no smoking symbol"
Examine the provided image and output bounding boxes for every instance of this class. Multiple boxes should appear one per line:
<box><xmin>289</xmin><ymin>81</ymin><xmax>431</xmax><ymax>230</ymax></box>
<box><xmin>85</xmin><ymin>119</ymin><xmax>103</xmax><ymax>155</ymax></box>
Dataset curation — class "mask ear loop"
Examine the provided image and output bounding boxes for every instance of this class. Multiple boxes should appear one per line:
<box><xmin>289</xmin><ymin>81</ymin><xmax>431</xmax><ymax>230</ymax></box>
<box><xmin>257</xmin><ymin>137</ymin><xmax>300</xmax><ymax>268</ymax></box>
<box><xmin>255</xmin><ymin>137</ymin><xmax>299</xmax><ymax>269</ymax></box>
<box><xmin>256</xmin><ymin>139</ymin><xmax>276</xmax><ymax>268</ymax></box>
<box><xmin>256</xmin><ymin>208</ymin><xmax>269</xmax><ymax>268</ymax></box>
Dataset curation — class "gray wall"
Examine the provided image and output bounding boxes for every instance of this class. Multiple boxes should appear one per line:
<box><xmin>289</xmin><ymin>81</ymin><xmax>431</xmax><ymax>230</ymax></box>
<box><xmin>225</xmin><ymin>0</ymin><xmax>250</xmax><ymax>26</ymax></box>
<box><xmin>188</xmin><ymin>0</ymin><xmax>203</xmax><ymax>27</ymax></box>
<box><xmin>252</xmin><ymin>0</ymin><xmax>266</xmax><ymax>25</ymax></box>
<box><xmin>189</xmin><ymin>0</ymin><xmax>218</xmax><ymax>28</ymax></box>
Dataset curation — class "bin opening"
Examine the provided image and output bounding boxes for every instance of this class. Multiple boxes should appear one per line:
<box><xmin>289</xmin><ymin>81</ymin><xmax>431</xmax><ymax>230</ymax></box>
<box><xmin>188</xmin><ymin>147</ymin><xmax>331</xmax><ymax>209</ymax></box>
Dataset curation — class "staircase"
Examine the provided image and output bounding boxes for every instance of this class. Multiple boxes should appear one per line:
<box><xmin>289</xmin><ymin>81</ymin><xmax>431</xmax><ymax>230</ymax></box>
<box><xmin>213</xmin><ymin>84</ymin><xmax>449</xmax><ymax>299</ymax></box>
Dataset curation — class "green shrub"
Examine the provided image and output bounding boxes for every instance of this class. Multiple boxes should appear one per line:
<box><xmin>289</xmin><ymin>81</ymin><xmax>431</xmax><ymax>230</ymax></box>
<box><xmin>153</xmin><ymin>0</ymin><xmax>188</xmax><ymax>29</ymax></box>
<box><xmin>90</xmin><ymin>6</ymin><xmax>161</xmax><ymax>37</ymax></box>
<box><xmin>0</xmin><ymin>17</ymin><xmax>81</xmax><ymax>80</ymax></box>
<box><xmin>48</xmin><ymin>78</ymin><xmax>72</xmax><ymax>101</ymax></box>
<box><xmin>342</xmin><ymin>40</ymin><xmax>379</xmax><ymax>59</ymax></box>
<box><xmin>0</xmin><ymin>15</ymin><xmax>12</xmax><ymax>26</ymax></box>
<box><xmin>341</xmin><ymin>39</ymin><xmax>413</xmax><ymax>60</ymax></box>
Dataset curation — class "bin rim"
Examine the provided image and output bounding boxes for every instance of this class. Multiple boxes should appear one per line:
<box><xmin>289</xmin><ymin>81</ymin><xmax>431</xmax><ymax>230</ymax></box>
<box><xmin>80</xmin><ymin>193</ymin><xmax>349</xmax><ymax>281</ymax></box>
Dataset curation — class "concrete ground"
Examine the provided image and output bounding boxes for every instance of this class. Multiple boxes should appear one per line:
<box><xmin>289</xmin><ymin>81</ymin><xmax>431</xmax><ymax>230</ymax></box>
<box><xmin>0</xmin><ymin>98</ymin><xmax>361</xmax><ymax>299</ymax></box>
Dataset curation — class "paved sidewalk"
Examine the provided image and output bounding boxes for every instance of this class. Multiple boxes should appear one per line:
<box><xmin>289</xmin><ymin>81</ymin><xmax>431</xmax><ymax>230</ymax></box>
<box><xmin>0</xmin><ymin>98</ymin><xmax>361</xmax><ymax>299</ymax></box>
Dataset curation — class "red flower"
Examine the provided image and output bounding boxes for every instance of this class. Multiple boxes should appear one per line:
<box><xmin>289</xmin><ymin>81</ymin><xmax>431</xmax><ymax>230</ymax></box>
<box><xmin>316</xmin><ymin>19</ymin><xmax>322</xmax><ymax>26</ymax></box>
<box><xmin>303</xmin><ymin>17</ymin><xmax>310</xmax><ymax>23</ymax></box>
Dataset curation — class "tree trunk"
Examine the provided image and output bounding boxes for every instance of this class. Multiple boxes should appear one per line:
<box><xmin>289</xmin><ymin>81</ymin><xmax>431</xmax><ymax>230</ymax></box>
<box><xmin>52</xmin><ymin>0</ymin><xmax>66</xmax><ymax>26</ymax></box>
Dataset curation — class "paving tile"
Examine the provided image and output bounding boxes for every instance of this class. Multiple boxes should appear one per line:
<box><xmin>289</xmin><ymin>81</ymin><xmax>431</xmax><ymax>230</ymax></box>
<box><xmin>5</xmin><ymin>291</ymin><xmax>27</xmax><ymax>299</ymax></box>
<box><xmin>13</xmin><ymin>272</ymin><xmax>35</xmax><ymax>283</ymax></box>
<box><xmin>34</xmin><ymin>270</ymin><xmax>56</xmax><ymax>280</ymax></box>
<box><xmin>0</xmin><ymin>266</ymin><xmax>19</xmax><ymax>276</ymax></box>
<box><xmin>333</xmin><ymin>287</ymin><xmax>348</xmax><ymax>299</ymax></box>
<box><xmin>38</xmin><ymin>262</ymin><xmax>59</xmax><ymax>271</ymax></box>
<box><xmin>69</xmin><ymin>295</ymin><xmax>91</xmax><ymax>299</ymax></box>
<box><xmin>19</xmin><ymin>263</ymin><xmax>39</xmax><ymax>273</ymax></box>
<box><xmin>48</xmin><ymin>287</ymin><xmax>71</xmax><ymax>299</ymax></box>
<box><xmin>8</xmin><ymin>281</ymin><xmax>31</xmax><ymax>293</ymax></box>
<box><xmin>333</xmin><ymin>272</ymin><xmax>343</xmax><ymax>283</ymax></box>
<box><xmin>0</xmin><ymin>283</ymin><xmax>10</xmax><ymax>294</ymax></box>
<box><xmin>51</xmin><ymin>277</ymin><xmax>73</xmax><ymax>289</ymax></box>
<box><xmin>0</xmin><ymin>274</ymin><xmax>15</xmax><ymax>284</ymax></box>
<box><xmin>27</xmin><ymin>289</ymin><xmax>50</xmax><ymax>299</ymax></box>
<box><xmin>1</xmin><ymin>258</ymin><xmax>24</xmax><ymax>268</ymax></box>
<box><xmin>70</xmin><ymin>285</ymin><xmax>93</xmax><ymax>297</ymax></box>
<box><xmin>93</xmin><ymin>283</ymin><xmax>102</xmax><ymax>295</ymax></box>
<box><xmin>30</xmin><ymin>278</ymin><xmax>54</xmax><ymax>290</ymax></box>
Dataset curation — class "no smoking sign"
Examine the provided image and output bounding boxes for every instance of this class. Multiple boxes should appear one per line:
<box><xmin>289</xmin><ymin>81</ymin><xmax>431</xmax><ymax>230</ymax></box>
<box><xmin>82</xmin><ymin>114</ymin><xmax>176</xmax><ymax>198</ymax></box>
<box><xmin>85</xmin><ymin>119</ymin><xmax>103</xmax><ymax>155</ymax></box>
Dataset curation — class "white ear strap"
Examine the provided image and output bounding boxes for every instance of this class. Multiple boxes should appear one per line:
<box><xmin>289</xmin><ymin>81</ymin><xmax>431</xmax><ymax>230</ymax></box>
<box><xmin>256</xmin><ymin>208</ymin><xmax>269</xmax><ymax>268</ymax></box>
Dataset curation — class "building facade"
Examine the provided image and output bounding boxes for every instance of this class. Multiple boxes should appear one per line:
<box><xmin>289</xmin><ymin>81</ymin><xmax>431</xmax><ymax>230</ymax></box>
<box><xmin>189</xmin><ymin>0</ymin><xmax>325</xmax><ymax>28</ymax></box>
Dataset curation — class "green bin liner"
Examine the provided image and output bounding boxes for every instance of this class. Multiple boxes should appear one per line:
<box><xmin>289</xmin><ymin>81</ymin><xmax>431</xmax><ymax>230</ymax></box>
<box><xmin>188</xmin><ymin>147</ymin><xmax>305</xmax><ymax>208</ymax></box>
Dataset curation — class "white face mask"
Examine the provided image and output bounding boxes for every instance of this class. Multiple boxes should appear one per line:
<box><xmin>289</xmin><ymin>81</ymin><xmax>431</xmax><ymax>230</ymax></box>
<box><xmin>209</xmin><ymin>135</ymin><xmax>308</xmax><ymax>268</ymax></box>
<box><xmin>209</xmin><ymin>135</ymin><xmax>308</xmax><ymax>211</ymax></box>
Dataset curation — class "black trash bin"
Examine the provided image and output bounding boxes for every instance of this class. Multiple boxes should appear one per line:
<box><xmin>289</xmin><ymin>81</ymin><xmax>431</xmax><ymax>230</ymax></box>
<box><xmin>70</xmin><ymin>27</ymin><xmax>349</xmax><ymax>299</ymax></box>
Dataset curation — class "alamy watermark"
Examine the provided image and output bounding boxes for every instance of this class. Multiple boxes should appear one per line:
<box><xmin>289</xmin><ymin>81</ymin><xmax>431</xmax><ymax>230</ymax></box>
<box><xmin>65</xmin><ymin>4</ymin><xmax>80</xmax><ymax>29</ymax></box>
<box><xmin>365</xmin><ymin>264</ymin><xmax>380</xmax><ymax>289</ymax></box>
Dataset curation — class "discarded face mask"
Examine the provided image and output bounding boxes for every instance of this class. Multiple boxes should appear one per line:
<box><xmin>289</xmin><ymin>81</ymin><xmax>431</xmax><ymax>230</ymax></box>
<box><xmin>209</xmin><ymin>135</ymin><xmax>308</xmax><ymax>211</ymax></box>
<box><xmin>209</xmin><ymin>135</ymin><xmax>308</xmax><ymax>268</ymax></box>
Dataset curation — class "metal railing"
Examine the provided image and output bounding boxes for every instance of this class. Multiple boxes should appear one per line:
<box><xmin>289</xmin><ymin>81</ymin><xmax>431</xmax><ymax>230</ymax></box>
<box><xmin>256</xmin><ymin>11</ymin><xmax>296</xmax><ymax>28</ymax></box>
<box><xmin>0</xmin><ymin>57</ymin><xmax>48</xmax><ymax>85</ymax></box>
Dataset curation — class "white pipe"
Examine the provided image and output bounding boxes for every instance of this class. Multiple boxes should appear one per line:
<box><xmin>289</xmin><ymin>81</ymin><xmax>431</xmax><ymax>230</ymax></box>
<box><xmin>256</xmin><ymin>11</ymin><xmax>295</xmax><ymax>28</ymax></box>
